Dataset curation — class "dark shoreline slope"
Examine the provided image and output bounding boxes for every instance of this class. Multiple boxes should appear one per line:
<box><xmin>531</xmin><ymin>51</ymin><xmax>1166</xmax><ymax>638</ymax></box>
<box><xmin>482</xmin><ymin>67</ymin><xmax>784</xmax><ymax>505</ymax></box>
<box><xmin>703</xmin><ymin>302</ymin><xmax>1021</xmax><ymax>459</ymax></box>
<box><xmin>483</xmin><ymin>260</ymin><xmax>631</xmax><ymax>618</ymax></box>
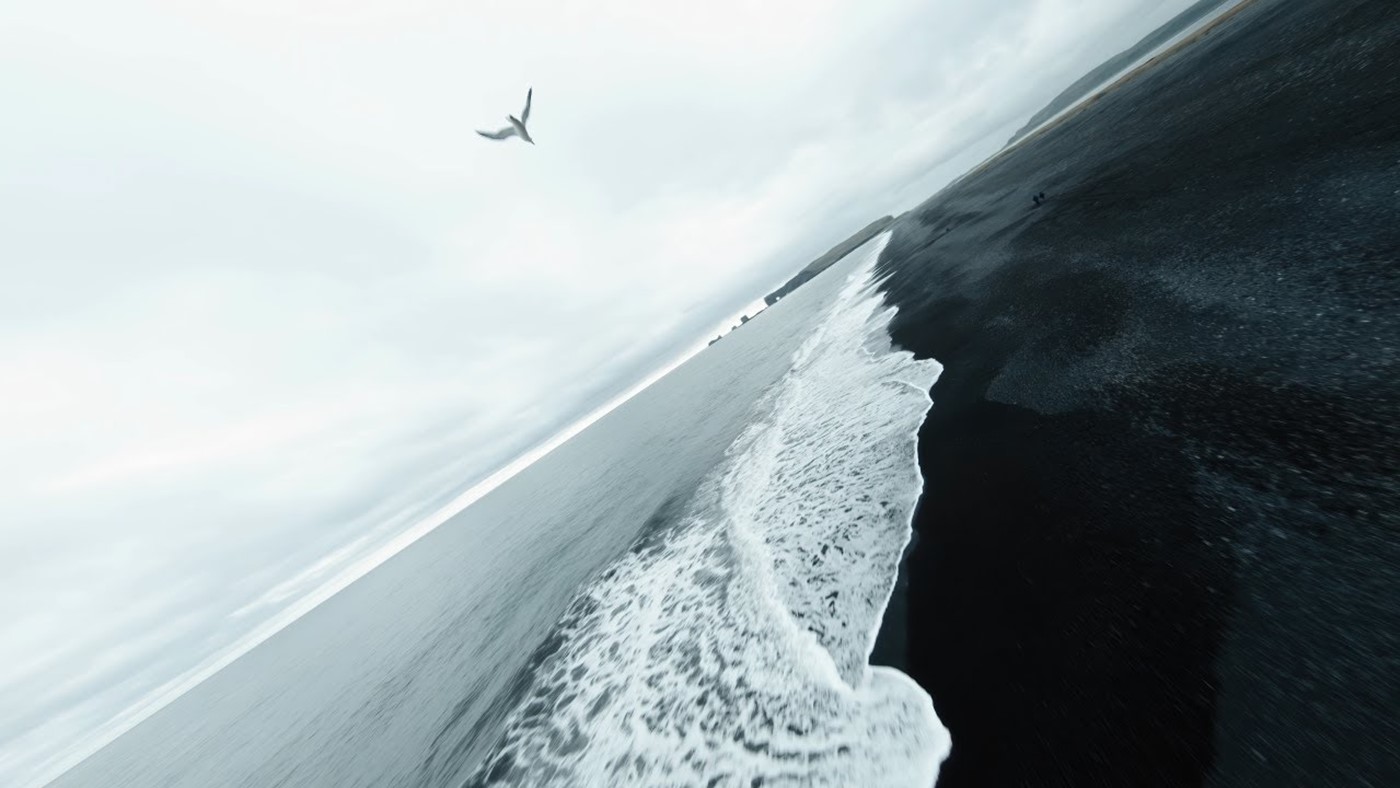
<box><xmin>1006</xmin><ymin>0</ymin><xmax>1233</xmax><ymax>146</ymax></box>
<box><xmin>873</xmin><ymin>0</ymin><xmax>1400</xmax><ymax>786</ymax></box>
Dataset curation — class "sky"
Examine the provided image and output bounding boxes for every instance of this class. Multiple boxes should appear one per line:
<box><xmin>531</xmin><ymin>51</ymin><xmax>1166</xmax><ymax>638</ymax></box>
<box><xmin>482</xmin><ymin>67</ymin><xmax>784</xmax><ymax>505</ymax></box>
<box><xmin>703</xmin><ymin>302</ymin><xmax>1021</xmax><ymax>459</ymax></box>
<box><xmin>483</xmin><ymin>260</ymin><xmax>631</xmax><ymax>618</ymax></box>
<box><xmin>1</xmin><ymin>0</ymin><xmax>1202</xmax><ymax>783</ymax></box>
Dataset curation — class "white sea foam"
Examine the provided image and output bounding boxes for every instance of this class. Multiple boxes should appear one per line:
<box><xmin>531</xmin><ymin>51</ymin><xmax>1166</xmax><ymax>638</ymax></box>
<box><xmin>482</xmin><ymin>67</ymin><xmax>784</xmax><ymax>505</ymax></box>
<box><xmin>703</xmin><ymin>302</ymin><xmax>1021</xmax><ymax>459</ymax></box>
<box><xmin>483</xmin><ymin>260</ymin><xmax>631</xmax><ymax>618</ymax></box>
<box><xmin>467</xmin><ymin>234</ymin><xmax>948</xmax><ymax>787</ymax></box>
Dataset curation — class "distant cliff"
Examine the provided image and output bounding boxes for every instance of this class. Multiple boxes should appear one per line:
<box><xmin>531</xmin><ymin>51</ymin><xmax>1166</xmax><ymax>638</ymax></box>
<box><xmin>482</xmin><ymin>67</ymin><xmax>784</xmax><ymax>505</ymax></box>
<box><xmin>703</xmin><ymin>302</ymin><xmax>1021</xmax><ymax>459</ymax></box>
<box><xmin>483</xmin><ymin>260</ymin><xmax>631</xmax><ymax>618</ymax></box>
<box><xmin>763</xmin><ymin>216</ymin><xmax>896</xmax><ymax>306</ymax></box>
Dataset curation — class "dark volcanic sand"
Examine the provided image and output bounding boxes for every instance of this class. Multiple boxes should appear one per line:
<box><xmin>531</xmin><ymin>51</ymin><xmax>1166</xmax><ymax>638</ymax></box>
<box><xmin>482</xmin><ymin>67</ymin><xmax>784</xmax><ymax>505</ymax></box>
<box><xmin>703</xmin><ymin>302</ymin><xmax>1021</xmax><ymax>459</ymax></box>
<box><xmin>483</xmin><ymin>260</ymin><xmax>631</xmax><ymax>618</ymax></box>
<box><xmin>871</xmin><ymin>0</ymin><xmax>1400</xmax><ymax>785</ymax></box>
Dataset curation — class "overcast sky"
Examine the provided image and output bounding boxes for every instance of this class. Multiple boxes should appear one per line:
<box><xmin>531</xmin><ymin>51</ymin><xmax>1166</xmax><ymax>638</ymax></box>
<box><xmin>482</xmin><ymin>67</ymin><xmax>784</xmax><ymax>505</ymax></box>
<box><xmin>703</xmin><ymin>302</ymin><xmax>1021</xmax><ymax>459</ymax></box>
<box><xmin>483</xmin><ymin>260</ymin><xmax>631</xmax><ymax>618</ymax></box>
<box><xmin>2</xmin><ymin>0</ymin><xmax>1199</xmax><ymax>783</ymax></box>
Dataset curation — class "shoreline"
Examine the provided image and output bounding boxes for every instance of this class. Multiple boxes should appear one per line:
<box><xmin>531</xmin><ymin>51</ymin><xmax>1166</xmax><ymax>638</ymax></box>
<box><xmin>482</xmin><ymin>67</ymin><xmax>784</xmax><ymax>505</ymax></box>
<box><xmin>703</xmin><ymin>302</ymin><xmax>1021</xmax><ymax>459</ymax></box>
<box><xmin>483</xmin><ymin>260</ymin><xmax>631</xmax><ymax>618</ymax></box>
<box><xmin>871</xmin><ymin>0</ymin><xmax>1400</xmax><ymax>784</ymax></box>
<box><xmin>868</xmin><ymin>0</ymin><xmax>1258</xmax><ymax>688</ymax></box>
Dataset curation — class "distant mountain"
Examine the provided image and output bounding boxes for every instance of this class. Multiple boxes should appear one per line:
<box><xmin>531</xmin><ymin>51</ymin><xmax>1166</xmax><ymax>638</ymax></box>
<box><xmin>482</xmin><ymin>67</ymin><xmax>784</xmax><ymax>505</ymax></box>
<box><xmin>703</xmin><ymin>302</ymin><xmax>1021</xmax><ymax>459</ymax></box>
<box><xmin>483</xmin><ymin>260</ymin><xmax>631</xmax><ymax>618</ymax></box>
<box><xmin>1007</xmin><ymin>0</ymin><xmax>1234</xmax><ymax>146</ymax></box>
<box><xmin>763</xmin><ymin>216</ymin><xmax>896</xmax><ymax>306</ymax></box>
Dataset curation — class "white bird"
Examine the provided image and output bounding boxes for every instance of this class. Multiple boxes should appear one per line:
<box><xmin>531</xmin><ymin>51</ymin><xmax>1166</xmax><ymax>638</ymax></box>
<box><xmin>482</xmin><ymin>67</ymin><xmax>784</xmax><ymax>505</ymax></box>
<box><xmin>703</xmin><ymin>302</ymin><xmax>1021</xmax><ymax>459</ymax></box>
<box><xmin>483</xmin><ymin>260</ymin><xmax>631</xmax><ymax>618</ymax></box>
<box><xmin>477</xmin><ymin>88</ymin><xmax>535</xmax><ymax>144</ymax></box>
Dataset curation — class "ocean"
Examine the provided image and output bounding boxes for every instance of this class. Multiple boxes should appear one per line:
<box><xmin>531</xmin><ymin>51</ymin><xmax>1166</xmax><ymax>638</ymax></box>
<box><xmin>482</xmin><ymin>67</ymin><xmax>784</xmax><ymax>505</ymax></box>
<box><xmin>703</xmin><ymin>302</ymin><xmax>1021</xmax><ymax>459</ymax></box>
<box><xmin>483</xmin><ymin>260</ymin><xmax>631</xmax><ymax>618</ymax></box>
<box><xmin>51</xmin><ymin>234</ymin><xmax>949</xmax><ymax>787</ymax></box>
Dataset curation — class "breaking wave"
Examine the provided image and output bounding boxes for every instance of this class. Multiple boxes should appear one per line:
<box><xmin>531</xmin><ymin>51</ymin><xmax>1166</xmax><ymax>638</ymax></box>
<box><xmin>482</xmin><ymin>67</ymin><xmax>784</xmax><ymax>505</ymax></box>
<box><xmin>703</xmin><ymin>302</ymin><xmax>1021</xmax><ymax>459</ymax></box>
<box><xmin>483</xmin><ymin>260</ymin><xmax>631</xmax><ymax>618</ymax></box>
<box><xmin>466</xmin><ymin>234</ymin><xmax>949</xmax><ymax>787</ymax></box>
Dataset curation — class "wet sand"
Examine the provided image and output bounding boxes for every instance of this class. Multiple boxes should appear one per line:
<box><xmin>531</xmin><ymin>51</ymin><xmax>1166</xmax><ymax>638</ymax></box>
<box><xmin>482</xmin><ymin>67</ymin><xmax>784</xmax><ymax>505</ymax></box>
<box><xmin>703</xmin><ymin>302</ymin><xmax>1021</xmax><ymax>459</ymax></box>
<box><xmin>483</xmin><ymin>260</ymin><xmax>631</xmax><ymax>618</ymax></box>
<box><xmin>873</xmin><ymin>0</ymin><xmax>1400</xmax><ymax>785</ymax></box>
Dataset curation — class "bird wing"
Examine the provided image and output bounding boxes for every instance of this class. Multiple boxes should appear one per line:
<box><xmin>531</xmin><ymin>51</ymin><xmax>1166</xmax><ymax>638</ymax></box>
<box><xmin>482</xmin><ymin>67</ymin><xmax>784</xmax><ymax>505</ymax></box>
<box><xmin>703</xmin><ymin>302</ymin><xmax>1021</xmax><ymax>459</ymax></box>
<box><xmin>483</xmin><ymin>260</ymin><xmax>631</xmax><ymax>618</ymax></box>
<box><xmin>477</xmin><ymin>125</ymin><xmax>519</xmax><ymax>140</ymax></box>
<box><xmin>520</xmin><ymin>87</ymin><xmax>532</xmax><ymax>124</ymax></box>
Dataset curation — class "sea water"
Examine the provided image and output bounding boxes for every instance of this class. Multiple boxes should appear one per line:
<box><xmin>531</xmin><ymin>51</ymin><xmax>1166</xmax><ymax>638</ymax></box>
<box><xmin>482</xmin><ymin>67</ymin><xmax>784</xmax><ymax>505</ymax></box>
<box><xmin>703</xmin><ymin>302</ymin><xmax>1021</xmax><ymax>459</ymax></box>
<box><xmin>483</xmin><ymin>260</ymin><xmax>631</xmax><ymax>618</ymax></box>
<box><xmin>52</xmin><ymin>234</ymin><xmax>948</xmax><ymax>788</ymax></box>
<box><xmin>466</xmin><ymin>234</ymin><xmax>948</xmax><ymax>786</ymax></box>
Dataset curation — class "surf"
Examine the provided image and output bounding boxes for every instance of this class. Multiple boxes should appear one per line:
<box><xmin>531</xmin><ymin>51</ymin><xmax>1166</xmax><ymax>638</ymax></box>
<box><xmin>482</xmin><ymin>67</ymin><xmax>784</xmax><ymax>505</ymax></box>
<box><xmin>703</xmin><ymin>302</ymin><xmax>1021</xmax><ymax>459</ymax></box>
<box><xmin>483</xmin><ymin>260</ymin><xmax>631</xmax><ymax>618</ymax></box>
<box><xmin>466</xmin><ymin>233</ymin><xmax>950</xmax><ymax>787</ymax></box>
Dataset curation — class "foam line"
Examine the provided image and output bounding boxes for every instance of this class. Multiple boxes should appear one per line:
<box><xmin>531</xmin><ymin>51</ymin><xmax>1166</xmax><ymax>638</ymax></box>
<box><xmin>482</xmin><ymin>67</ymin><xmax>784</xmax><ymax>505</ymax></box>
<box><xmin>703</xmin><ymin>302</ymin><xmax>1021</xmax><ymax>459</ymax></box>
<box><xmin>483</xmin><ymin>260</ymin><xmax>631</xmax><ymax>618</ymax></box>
<box><xmin>467</xmin><ymin>233</ymin><xmax>950</xmax><ymax>787</ymax></box>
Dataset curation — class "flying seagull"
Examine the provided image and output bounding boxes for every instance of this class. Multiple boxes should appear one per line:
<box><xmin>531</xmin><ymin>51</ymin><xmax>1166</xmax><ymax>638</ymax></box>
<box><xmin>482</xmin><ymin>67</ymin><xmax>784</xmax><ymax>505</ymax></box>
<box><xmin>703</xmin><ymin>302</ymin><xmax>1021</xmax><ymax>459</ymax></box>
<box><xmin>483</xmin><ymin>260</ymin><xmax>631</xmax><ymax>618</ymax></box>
<box><xmin>477</xmin><ymin>88</ymin><xmax>534</xmax><ymax>144</ymax></box>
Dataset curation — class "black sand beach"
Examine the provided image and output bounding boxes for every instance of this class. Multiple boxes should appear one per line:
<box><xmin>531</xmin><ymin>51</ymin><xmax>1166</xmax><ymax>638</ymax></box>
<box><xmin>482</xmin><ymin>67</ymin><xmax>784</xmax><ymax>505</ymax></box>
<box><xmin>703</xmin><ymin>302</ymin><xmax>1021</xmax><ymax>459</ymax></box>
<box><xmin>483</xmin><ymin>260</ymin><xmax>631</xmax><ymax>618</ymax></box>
<box><xmin>873</xmin><ymin>0</ymin><xmax>1400</xmax><ymax>785</ymax></box>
